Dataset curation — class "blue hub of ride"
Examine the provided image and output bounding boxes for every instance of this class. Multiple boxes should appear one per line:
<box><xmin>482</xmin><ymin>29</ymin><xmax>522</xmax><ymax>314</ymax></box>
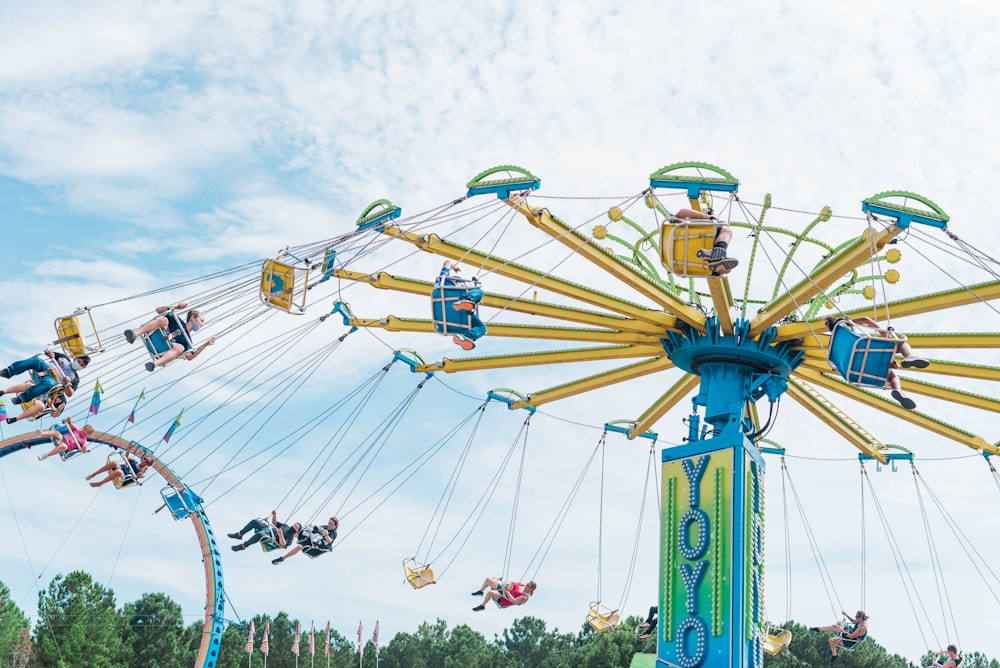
<box><xmin>661</xmin><ymin>317</ymin><xmax>805</xmax><ymax>429</ymax></box>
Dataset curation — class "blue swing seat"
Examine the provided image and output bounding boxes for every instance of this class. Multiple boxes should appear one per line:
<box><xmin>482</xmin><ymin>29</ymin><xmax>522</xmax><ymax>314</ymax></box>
<box><xmin>431</xmin><ymin>276</ymin><xmax>482</xmax><ymax>338</ymax></box>
<box><xmin>827</xmin><ymin>320</ymin><xmax>905</xmax><ymax>388</ymax></box>
<box><xmin>141</xmin><ymin>313</ymin><xmax>194</xmax><ymax>366</ymax></box>
<box><xmin>160</xmin><ymin>485</ymin><xmax>202</xmax><ymax>520</ymax></box>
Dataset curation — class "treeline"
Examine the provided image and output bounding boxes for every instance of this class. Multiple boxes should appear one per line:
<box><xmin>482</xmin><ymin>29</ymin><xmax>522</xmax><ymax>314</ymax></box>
<box><xmin>2</xmin><ymin>572</ymin><xmax>998</xmax><ymax>667</ymax></box>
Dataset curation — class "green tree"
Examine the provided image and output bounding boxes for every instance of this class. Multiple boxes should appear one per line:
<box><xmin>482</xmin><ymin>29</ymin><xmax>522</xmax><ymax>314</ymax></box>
<box><xmin>121</xmin><ymin>592</ymin><xmax>186</xmax><ymax>668</ymax></box>
<box><xmin>0</xmin><ymin>580</ymin><xmax>31</xmax><ymax>665</ymax></box>
<box><xmin>498</xmin><ymin>616</ymin><xmax>577</xmax><ymax>668</ymax></box>
<box><xmin>33</xmin><ymin>571</ymin><xmax>127</xmax><ymax>668</ymax></box>
<box><xmin>763</xmin><ymin>622</ymin><xmax>915</xmax><ymax>668</ymax></box>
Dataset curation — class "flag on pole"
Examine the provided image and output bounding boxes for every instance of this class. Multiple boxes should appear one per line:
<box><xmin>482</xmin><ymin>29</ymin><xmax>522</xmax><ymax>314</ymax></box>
<box><xmin>163</xmin><ymin>410</ymin><xmax>183</xmax><ymax>443</ymax></box>
<box><xmin>88</xmin><ymin>380</ymin><xmax>103</xmax><ymax>415</ymax></box>
<box><xmin>261</xmin><ymin>620</ymin><xmax>270</xmax><ymax>655</ymax></box>
<box><xmin>357</xmin><ymin>621</ymin><xmax>363</xmax><ymax>657</ymax></box>
<box><xmin>373</xmin><ymin>620</ymin><xmax>380</xmax><ymax>659</ymax></box>
<box><xmin>324</xmin><ymin>621</ymin><xmax>330</xmax><ymax>657</ymax></box>
<box><xmin>309</xmin><ymin>621</ymin><xmax>315</xmax><ymax>656</ymax></box>
<box><xmin>292</xmin><ymin>620</ymin><xmax>300</xmax><ymax>656</ymax></box>
<box><xmin>127</xmin><ymin>389</ymin><xmax>146</xmax><ymax>423</ymax></box>
<box><xmin>245</xmin><ymin>620</ymin><xmax>255</xmax><ymax>655</ymax></box>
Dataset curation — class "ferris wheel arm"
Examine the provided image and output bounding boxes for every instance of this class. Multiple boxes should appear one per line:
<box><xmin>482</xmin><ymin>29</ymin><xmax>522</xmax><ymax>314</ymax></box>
<box><xmin>415</xmin><ymin>345</ymin><xmax>666</xmax><ymax>373</ymax></box>
<box><xmin>785</xmin><ymin>378</ymin><xmax>887</xmax><ymax>461</ymax></box>
<box><xmin>794</xmin><ymin>367</ymin><xmax>1000</xmax><ymax>455</ymax></box>
<box><xmin>503</xmin><ymin>201</ymin><xmax>709</xmax><ymax>329</ymax></box>
<box><xmin>350</xmin><ymin>315</ymin><xmax>664</xmax><ymax>345</ymax></box>
<box><xmin>629</xmin><ymin>373</ymin><xmax>702</xmax><ymax>438</ymax></box>
<box><xmin>333</xmin><ymin>268</ymin><xmax>671</xmax><ymax>334</ymax></box>
<box><xmin>377</xmin><ymin>226</ymin><xmax>685</xmax><ymax>329</ymax></box>
<box><xmin>749</xmin><ymin>226</ymin><xmax>902</xmax><ymax>337</ymax></box>
<box><xmin>842</xmin><ymin>279</ymin><xmax>1000</xmax><ymax>321</ymax></box>
<box><xmin>508</xmin><ymin>357</ymin><xmax>678</xmax><ymax>411</ymax></box>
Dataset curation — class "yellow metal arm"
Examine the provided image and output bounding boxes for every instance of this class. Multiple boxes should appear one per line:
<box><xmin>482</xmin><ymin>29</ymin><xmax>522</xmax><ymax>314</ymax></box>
<box><xmin>351</xmin><ymin>316</ymin><xmax>663</xmax><ymax>345</ymax></box>
<box><xmin>333</xmin><ymin>268</ymin><xmax>671</xmax><ymax>334</ymax></box>
<box><xmin>377</xmin><ymin>225</ymin><xmax>687</xmax><ymax>331</ymax></box>
<box><xmin>706</xmin><ymin>277</ymin><xmax>735</xmax><ymax>333</ymax></box>
<box><xmin>786</xmin><ymin>378</ymin><xmax>887</xmax><ymax>462</ymax></box>
<box><xmin>795</xmin><ymin>367</ymin><xmax>999</xmax><ymax>455</ymax></box>
<box><xmin>630</xmin><ymin>373</ymin><xmax>702</xmax><ymax>438</ymax></box>
<box><xmin>750</xmin><ymin>226</ymin><xmax>902</xmax><ymax>337</ymax></box>
<box><xmin>415</xmin><ymin>345</ymin><xmax>666</xmax><ymax>373</ymax></box>
<box><xmin>503</xmin><ymin>201</ymin><xmax>709</xmax><ymax>330</ymax></box>
<box><xmin>510</xmin><ymin>357</ymin><xmax>677</xmax><ymax>410</ymax></box>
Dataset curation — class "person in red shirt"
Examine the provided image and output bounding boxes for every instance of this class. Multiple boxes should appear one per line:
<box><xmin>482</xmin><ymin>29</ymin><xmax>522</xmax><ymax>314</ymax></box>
<box><xmin>471</xmin><ymin>577</ymin><xmax>537</xmax><ymax>611</ymax></box>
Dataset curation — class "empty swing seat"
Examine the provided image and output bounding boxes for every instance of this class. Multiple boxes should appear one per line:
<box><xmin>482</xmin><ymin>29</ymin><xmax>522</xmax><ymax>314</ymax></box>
<box><xmin>761</xmin><ymin>626</ymin><xmax>792</xmax><ymax>655</ymax></box>
<box><xmin>160</xmin><ymin>485</ymin><xmax>202</xmax><ymax>520</ymax></box>
<box><xmin>403</xmin><ymin>558</ymin><xmax>437</xmax><ymax>588</ymax></box>
<box><xmin>54</xmin><ymin>310</ymin><xmax>103</xmax><ymax>357</ymax></box>
<box><xmin>660</xmin><ymin>221</ymin><xmax>718</xmax><ymax>277</ymax></box>
<box><xmin>586</xmin><ymin>601</ymin><xmax>621</xmax><ymax>633</ymax></box>
<box><xmin>430</xmin><ymin>278</ymin><xmax>482</xmax><ymax>337</ymax></box>
<box><xmin>827</xmin><ymin>321</ymin><xmax>905</xmax><ymax>388</ymax></box>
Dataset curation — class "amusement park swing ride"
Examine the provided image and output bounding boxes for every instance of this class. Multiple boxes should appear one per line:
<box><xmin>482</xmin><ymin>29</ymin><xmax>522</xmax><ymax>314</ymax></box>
<box><xmin>2</xmin><ymin>161</ymin><xmax>999</xmax><ymax>668</ymax></box>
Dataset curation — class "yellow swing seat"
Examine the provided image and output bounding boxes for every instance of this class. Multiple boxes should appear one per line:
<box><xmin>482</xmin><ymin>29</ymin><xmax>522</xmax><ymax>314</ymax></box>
<box><xmin>53</xmin><ymin>309</ymin><xmax>104</xmax><ymax>357</ymax></box>
<box><xmin>761</xmin><ymin>625</ymin><xmax>792</xmax><ymax>655</ymax></box>
<box><xmin>403</xmin><ymin>558</ymin><xmax>436</xmax><ymax>589</ymax></box>
<box><xmin>586</xmin><ymin>601</ymin><xmax>621</xmax><ymax>633</ymax></box>
<box><xmin>660</xmin><ymin>220</ymin><xmax>720</xmax><ymax>277</ymax></box>
<box><xmin>260</xmin><ymin>254</ymin><xmax>310</xmax><ymax>314</ymax></box>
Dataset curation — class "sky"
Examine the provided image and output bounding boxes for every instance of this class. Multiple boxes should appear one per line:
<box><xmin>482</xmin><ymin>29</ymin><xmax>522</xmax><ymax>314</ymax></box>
<box><xmin>2</xmin><ymin>1</ymin><xmax>1000</xmax><ymax>664</ymax></box>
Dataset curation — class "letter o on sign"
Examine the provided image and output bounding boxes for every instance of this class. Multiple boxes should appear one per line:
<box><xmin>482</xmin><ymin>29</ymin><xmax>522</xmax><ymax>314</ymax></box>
<box><xmin>678</xmin><ymin>508</ymin><xmax>710</xmax><ymax>561</ymax></box>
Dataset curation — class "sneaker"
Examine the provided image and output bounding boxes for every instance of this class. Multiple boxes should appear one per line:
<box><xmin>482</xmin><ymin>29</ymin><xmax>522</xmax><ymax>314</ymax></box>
<box><xmin>471</xmin><ymin>591</ymin><xmax>483</xmax><ymax>596</ymax></box>
<box><xmin>809</xmin><ymin>627</ymin><xmax>819</xmax><ymax>632</ymax></box>
<box><xmin>891</xmin><ymin>390</ymin><xmax>916</xmax><ymax>410</ymax></box>
<box><xmin>10</xmin><ymin>394</ymin><xmax>22</xmax><ymax>405</ymax></box>
<box><xmin>124</xmin><ymin>329</ymin><xmax>136</xmax><ymax>344</ymax></box>
<box><xmin>0</xmin><ymin>369</ymin><xmax>9</xmax><ymax>379</ymax></box>
<box><xmin>227</xmin><ymin>532</ymin><xmax>242</xmax><ymax>539</ymax></box>
<box><xmin>37</xmin><ymin>455</ymin><xmax>45</xmax><ymax>461</ymax></box>
<box><xmin>708</xmin><ymin>257</ymin><xmax>739</xmax><ymax>273</ymax></box>
<box><xmin>145</xmin><ymin>361</ymin><xmax>155</xmax><ymax>372</ymax></box>
<box><xmin>637</xmin><ymin>633</ymin><xmax>651</xmax><ymax>640</ymax></box>
<box><xmin>6</xmin><ymin>417</ymin><xmax>15</xmax><ymax>425</ymax></box>
<box><xmin>900</xmin><ymin>356</ymin><xmax>929</xmax><ymax>369</ymax></box>
<box><xmin>231</xmin><ymin>544</ymin><xmax>245</xmax><ymax>552</ymax></box>
<box><xmin>452</xmin><ymin>300</ymin><xmax>476</xmax><ymax>312</ymax></box>
<box><xmin>271</xmin><ymin>557</ymin><xmax>284</xmax><ymax>565</ymax></box>
<box><xmin>472</xmin><ymin>605</ymin><xmax>485</xmax><ymax>612</ymax></box>
<box><xmin>452</xmin><ymin>335</ymin><xmax>475</xmax><ymax>351</ymax></box>
<box><xmin>637</xmin><ymin>622</ymin><xmax>650</xmax><ymax>629</ymax></box>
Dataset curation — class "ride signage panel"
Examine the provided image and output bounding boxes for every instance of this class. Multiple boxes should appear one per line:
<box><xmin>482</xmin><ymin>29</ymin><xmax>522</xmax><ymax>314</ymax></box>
<box><xmin>660</xmin><ymin>439</ymin><xmax>764</xmax><ymax>668</ymax></box>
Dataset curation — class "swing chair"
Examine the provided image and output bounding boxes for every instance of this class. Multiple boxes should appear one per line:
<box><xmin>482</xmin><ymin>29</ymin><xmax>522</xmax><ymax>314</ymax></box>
<box><xmin>260</xmin><ymin>250</ymin><xmax>311</xmax><ymax>314</ymax></box>
<box><xmin>53</xmin><ymin>308</ymin><xmax>104</xmax><ymax>357</ymax></box>
<box><xmin>586</xmin><ymin>602</ymin><xmax>621</xmax><ymax>633</ymax></box>
<box><xmin>761</xmin><ymin>625</ymin><xmax>793</xmax><ymax>656</ymax></box>
<box><xmin>430</xmin><ymin>269</ymin><xmax>484</xmax><ymax>348</ymax></box>
<box><xmin>108</xmin><ymin>451</ymin><xmax>150</xmax><ymax>489</ymax></box>
<box><xmin>827</xmin><ymin>318</ymin><xmax>906</xmax><ymax>388</ymax></box>
<box><xmin>159</xmin><ymin>485</ymin><xmax>202</xmax><ymax>520</ymax></box>
<box><xmin>403</xmin><ymin>558</ymin><xmax>436</xmax><ymax>589</ymax></box>
<box><xmin>52</xmin><ymin>423</ymin><xmax>88</xmax><ymax>461</ymax></box>
<box><xmin>138</xmin><ymin>308</ymin><xmax>196</xmax><ymax>369</ymax></box>
<box><xmin>660</xmin><ymin>218</ymin><xmax>725</xmax><ymax>278</ymax></box>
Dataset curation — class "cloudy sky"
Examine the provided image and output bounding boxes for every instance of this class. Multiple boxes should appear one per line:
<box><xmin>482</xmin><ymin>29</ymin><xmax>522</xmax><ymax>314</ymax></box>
<box><xmin>2</xmin><ymin>1</ymin><xmax>1000</xmax><ymax>664</ymax></box>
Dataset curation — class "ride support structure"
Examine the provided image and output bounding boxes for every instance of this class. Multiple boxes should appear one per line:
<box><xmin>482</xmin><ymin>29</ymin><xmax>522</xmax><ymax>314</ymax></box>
<box><xmin>658</xmin><ymin>317</ymin><xmax>803</xmax><ymax>668</ymax></box>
